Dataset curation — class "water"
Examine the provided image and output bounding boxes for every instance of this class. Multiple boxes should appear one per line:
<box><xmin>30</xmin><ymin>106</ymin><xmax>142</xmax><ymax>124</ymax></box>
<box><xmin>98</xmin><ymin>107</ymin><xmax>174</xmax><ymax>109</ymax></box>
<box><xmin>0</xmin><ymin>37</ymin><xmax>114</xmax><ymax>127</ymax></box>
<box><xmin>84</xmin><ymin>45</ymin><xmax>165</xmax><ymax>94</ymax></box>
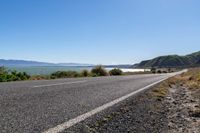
<box><xmin>7</xmin><ymin>66</ymin><xmax>93</xmax><ymax>75</ymax></box>
<box><xmin>7</xmin><ymin>66</ymin><xmax>150</xmax><ymax>75</ymax></box>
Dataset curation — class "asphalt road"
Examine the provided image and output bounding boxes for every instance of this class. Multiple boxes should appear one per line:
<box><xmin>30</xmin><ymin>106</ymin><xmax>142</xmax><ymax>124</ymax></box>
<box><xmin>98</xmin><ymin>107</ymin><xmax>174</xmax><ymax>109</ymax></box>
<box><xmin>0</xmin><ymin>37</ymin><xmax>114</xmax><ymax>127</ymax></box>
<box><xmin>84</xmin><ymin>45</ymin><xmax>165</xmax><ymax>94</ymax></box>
<box><xmin>0</xmin><ymin>73</ymin><xmax>178</xmax><ymax>133</ymax></box>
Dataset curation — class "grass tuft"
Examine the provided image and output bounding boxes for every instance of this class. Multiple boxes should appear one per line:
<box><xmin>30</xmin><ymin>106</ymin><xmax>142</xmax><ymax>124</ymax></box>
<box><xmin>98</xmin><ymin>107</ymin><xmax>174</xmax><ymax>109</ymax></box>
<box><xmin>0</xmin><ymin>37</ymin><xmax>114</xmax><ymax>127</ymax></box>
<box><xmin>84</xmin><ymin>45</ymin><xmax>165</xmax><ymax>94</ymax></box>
<box><xmin>151</xmin><ymin>82</ymin><xmax>169</xmax><ymax>100</ymax></box>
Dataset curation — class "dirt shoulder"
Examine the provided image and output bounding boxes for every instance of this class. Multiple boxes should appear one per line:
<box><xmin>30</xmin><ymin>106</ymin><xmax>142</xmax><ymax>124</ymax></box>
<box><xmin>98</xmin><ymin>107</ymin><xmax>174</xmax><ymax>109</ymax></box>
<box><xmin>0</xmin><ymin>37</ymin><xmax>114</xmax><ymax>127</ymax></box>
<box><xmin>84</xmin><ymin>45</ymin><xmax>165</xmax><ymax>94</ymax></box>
<box><xmin>64</xmin><ymin>68</ymin><xmax>200</xmax><ymax>133</ymax></box>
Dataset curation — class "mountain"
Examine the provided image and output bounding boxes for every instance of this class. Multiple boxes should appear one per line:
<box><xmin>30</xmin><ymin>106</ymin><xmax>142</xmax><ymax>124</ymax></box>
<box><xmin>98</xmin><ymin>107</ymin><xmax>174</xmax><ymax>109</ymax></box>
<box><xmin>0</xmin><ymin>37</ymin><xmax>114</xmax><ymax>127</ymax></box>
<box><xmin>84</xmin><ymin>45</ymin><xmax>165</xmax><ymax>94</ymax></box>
<box><xmin>0</xmin><ymin>59</ymin><xmax>131</xmax><ymax>68</ymax></box>
<box><xmin>0</xmin><ymin>59</ymin><xmax>93</xmax><ymax>67</ymax></box>
<box><xmin>134</xmin><ymin>51</ymin><xmax>200</xmax><ymax>68</ymax></box>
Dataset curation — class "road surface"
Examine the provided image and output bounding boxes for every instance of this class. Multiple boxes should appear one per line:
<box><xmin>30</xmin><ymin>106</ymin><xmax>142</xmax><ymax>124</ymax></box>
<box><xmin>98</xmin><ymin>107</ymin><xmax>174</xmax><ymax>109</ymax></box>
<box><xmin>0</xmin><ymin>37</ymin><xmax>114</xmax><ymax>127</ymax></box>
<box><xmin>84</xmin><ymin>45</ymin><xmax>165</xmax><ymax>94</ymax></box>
<box><xmin>0</xmin><ymin>73</ymin><xmax>181</xmax><ymax>133</ymax></box>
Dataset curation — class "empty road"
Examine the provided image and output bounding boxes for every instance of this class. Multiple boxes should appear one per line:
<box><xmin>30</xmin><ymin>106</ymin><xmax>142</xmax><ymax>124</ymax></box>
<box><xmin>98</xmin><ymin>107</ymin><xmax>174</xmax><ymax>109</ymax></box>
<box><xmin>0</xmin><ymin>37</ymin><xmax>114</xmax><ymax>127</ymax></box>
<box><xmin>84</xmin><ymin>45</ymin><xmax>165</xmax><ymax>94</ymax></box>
<box><xmin>0</xmin><ymin>72</ymin><xmax>182</xmax><ymax>133</ymax></box>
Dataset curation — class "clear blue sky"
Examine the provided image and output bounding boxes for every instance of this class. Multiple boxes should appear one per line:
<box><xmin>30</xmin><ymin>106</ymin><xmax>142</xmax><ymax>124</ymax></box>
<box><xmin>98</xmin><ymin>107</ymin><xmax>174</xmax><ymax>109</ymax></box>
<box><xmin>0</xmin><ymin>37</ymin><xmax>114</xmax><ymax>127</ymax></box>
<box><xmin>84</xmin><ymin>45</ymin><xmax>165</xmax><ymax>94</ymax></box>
<box><xmin>0</xmin><ymin>0</ymin><xmax>200</xmax><ymax>65</ymax></box>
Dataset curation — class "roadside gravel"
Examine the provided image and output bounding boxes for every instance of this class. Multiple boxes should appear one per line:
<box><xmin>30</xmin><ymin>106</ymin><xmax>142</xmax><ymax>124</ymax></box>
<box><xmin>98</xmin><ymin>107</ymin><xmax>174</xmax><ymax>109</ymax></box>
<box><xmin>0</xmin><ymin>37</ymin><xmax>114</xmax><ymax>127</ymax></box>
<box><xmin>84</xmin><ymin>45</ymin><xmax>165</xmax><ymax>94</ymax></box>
<box><xmin>166</xmin><ymin>85</ymin><xmax>200</xmax><ymax>133</ymax></box>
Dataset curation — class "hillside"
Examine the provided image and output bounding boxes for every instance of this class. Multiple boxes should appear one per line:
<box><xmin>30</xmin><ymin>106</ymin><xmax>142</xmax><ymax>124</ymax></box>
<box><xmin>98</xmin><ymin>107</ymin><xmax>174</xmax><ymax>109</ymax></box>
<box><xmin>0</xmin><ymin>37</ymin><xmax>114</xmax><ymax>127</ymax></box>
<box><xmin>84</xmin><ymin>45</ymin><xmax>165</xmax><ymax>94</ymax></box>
<box><xmin>135</xmin><ymin>51</ymin><xmax>200</xmax><ymax>68</ymax></box>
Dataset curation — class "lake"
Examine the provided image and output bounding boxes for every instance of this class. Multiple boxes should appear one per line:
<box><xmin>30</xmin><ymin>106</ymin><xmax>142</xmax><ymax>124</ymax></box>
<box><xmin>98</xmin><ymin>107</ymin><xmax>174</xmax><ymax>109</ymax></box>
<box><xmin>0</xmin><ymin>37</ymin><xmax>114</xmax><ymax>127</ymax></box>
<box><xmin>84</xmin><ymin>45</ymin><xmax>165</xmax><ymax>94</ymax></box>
<box><xmin>7</xmin><ymin>66</ymin><xmax>150</xmax><ymax>75</ymax></box>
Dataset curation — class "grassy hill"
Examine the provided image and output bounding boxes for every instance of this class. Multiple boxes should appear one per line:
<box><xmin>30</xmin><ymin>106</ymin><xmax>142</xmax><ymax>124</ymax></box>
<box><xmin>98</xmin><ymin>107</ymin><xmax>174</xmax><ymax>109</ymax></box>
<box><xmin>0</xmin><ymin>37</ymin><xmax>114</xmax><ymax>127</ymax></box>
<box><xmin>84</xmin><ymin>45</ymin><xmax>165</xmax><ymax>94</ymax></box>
<box><xmin>135</xmin><ymin>51</ymin><xmax>200</xmax><ymax>68</ymax></box>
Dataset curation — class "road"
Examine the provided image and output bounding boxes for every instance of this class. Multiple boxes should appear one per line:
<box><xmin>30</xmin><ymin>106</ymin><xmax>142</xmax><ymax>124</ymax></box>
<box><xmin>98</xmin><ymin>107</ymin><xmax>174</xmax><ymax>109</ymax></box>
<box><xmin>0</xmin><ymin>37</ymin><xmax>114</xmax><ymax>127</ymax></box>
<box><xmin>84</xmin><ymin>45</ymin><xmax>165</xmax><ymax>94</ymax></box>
<box><xmin>0</xmin><ymin>73</ymin><xmax>182</xmax><ymax>133</ymax></box>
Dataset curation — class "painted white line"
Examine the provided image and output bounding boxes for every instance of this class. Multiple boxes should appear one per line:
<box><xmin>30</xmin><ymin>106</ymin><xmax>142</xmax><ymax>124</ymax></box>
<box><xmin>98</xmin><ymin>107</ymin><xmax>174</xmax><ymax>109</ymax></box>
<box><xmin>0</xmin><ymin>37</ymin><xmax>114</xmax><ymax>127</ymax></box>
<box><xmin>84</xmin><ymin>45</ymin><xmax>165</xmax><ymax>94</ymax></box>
<box><xmin>43</xmin><ymin>70</ymin><xmax>187</xmax><ymax>133</ymax></box>
<box><xmin>33</xmin><ymin>80</ymin><xmax>87</xmax><ymax>88</ymax></box>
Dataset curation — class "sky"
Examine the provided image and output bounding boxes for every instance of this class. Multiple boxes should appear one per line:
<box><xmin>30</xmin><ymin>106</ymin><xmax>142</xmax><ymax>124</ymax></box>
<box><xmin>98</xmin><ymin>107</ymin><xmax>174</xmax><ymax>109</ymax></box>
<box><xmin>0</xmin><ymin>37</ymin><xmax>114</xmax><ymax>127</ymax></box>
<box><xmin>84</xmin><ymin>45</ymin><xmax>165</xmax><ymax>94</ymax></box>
<box><xmin>0</xmin><ymin>0</ymin><xmax>200</xmax><ymax>65</ymax></box>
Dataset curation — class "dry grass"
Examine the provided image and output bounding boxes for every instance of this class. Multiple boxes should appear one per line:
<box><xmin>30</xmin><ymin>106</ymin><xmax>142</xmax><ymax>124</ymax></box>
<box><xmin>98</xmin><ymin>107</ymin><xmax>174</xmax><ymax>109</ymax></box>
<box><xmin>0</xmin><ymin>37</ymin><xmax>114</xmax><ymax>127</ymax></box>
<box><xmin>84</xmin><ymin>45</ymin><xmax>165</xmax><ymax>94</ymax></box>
<box><xmin>183</xmin><ymin>68</ymin><xmax>200</xmax><ymax>90</ymax></box>
<box><xmin>151</xmin><ymin>68</ymin><xmax>200</xmax><ymax>99</ymax></box>
<box><xmin>168</xmin><ymin>68</ymin><xmax>200</xmax><ymax>90</ymax></box>
<box><xmin>151</xmin><ymin>81</ymin><xmax>169</xmax><ymax>100</ymax></box>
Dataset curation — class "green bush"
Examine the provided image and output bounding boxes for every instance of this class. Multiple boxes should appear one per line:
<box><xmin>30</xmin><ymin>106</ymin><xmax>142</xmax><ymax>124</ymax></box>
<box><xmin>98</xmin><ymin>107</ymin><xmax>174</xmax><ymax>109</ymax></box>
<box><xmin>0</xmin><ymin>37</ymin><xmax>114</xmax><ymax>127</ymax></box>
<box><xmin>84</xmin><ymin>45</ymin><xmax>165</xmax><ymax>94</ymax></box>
<box><xmin>91</xmin><ymin>65</ymin><xmax>108</xmax><ymax>76</ymax></box>
<box><xmin>0</xmin><ymin>68</ymin><xmax>30</xmax><ymax>82</ymax></box>
<box><xmin>0</xmin><ymin>66</ymin><xmax>7</xmax><ymax>74</ymax></box>
<box><xmin>0</xmin><ymin>74</ymin><xmax>7</xmax><ymax>82</ymax></box>
<box><xmin>109</xmin><ymin>68</ymin><xmax>123</xmax><ymax>76</ymax></box>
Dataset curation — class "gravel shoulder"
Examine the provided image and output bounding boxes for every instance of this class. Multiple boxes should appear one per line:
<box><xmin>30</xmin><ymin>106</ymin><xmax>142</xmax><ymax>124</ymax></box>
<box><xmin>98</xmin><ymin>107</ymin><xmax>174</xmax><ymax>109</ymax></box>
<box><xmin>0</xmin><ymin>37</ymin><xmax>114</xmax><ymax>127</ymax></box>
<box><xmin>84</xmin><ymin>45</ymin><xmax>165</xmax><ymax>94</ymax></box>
<box><xmin>64</xmin><ymin>69</ymin><xmax>200</xmax><ymax>133</ymax></box>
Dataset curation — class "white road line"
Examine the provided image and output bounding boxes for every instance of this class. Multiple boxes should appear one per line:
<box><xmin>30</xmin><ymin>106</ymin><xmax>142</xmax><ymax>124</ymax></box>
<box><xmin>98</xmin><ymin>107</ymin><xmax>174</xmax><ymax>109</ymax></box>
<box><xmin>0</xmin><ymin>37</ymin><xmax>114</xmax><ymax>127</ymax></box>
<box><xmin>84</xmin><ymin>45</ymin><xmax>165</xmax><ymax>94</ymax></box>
<box><xmin>43</xmin><ymin>70</ymin><xmax>187</xmax><ymax>133</ymax></box>
<box><xmin>33</xmin><ymin>80</ymin><xmax>87</xmax><ymax>88</ymax></box>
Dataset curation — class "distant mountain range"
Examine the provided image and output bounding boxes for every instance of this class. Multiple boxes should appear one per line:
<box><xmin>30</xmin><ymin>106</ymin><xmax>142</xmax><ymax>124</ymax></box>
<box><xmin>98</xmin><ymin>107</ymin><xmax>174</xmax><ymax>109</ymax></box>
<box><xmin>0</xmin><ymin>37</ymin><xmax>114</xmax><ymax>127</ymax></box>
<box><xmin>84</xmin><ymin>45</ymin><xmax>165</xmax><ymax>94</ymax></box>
<box><xmin>0</xmin><ymin>59</ymin><xmax>94</xmax><ymax>67</ymax></box>
<box><xmin>3</xmin><ymin>51</ymin><xmax>200</xmax><ymax>68</ymax></box>
<box><xmin>0</xmin><ymin>59</ymin><xmax>131</xmax><ymax>68</ymax></box>
<box><xmin>134</xmin><ymin>51</ymin><xmax>200</xmax><ymax>68</ymax></box>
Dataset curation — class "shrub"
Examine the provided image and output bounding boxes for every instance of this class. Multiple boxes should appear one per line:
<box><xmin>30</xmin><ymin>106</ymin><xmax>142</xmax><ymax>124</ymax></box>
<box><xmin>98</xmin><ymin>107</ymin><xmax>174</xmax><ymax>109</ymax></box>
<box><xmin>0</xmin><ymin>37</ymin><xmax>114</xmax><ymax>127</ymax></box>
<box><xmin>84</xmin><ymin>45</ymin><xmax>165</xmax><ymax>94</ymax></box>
<box><xmin>0</xmin><ymin>68</ymin><xmax>30</xmax><ymax>82</ymax></box>
<box><xmin>81</xmin><ymin>70</ymin><xmax>90</xmax><ymax>77</ymax></box>
<box><xmin>151</xmin><ymin>67</ymin><xmax>156</xmax><ymax>74</ymax></box>
<box><xmin>162</xmin><ymin>71</ymin><xmax>167</xmax><ymax>73</ymax></box>
<box><xmin>109</xmin><ymin>68</ymin><xmax>123</xmax><ymax>76</ymax></box>
<box><xmin>0</xmin><ymin>66</ymin><xmax>7</xmax><ymax>74</ymax></box>
<box><xmin>11</xmin><ymin>71</ymin><xmax>30</xmax><ymax>80</ymax></box>
<box><xmin>157</xmin><ymin>70</ymin><xmax>162</xmax><ymax>73</ymax></box>
<box><xmin>91</xmin><ymin>65</ymin><xmax>108</xmax><ymax>76</ymax></box>
<box><xmin>0</xmin><ymin>74</ymin><xmax>7</xmax><ymax>82</ymax></box>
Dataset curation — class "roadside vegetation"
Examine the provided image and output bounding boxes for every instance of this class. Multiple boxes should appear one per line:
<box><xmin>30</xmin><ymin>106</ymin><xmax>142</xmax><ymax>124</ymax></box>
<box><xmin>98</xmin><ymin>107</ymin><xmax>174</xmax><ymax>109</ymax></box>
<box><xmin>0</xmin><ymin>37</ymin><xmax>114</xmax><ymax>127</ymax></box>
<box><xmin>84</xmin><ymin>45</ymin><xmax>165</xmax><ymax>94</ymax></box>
<box><xmin>150</xmin><ymin>67</ymin><xmax>176</xmax><ymax>74</ymax></box>
<box><xmin>50</xmin><ymin>71</ymin><xmax>80</xmax><ymax>79</ymax></box>
<box><xmin>109</xmin><ymin>68</ymin><xmax>123</xmax><ymax>76</ymax></box>
<box><xmin>0</xmin><ymin>66</ymin><xmax>30</xmax><ymax>82</ymax></box>
<box><xmin>0</xmin><ymin>65</ymin><xmax>125</xmax><ymax>82</ymax></box>
<box><xmin>151</xmin><ymin>68</ymin><xmax>200</xmax><ymax>100</ymax></box>
<box><xmin>80</xmin><ymin>70</ymin><xmax>90</xmax><ymax>77</ymax></box>
<box><xmin>91</xmin><ymin>65</ymin><xmax>109</xmax><ymax>76</ymax></box>
<box><xmin>0</xmin><ymin>65</ymin><xmax>177</xmax><ymax>83</ymax></box>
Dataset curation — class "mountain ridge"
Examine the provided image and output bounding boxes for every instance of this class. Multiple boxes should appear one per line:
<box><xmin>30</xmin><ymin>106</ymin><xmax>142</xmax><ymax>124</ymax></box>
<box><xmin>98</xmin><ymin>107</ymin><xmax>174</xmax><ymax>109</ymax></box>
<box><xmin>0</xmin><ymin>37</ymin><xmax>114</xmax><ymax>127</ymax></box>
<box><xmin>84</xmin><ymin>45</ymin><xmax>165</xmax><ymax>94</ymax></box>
<box><xmin>134</xmin><ymin>51</ymin><xmax>200</xmax><ymax>68</ymax></box>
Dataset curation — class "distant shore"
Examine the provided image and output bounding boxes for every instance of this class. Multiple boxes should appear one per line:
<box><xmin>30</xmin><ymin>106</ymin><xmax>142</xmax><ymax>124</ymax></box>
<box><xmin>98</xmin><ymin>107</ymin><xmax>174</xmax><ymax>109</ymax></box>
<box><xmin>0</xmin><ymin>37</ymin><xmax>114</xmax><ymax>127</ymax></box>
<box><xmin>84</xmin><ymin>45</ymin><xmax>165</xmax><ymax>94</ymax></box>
<box><xmin>106</xmin><ymin>68</ymin><xmax>151</xmax><ymax>73</ymax></box>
